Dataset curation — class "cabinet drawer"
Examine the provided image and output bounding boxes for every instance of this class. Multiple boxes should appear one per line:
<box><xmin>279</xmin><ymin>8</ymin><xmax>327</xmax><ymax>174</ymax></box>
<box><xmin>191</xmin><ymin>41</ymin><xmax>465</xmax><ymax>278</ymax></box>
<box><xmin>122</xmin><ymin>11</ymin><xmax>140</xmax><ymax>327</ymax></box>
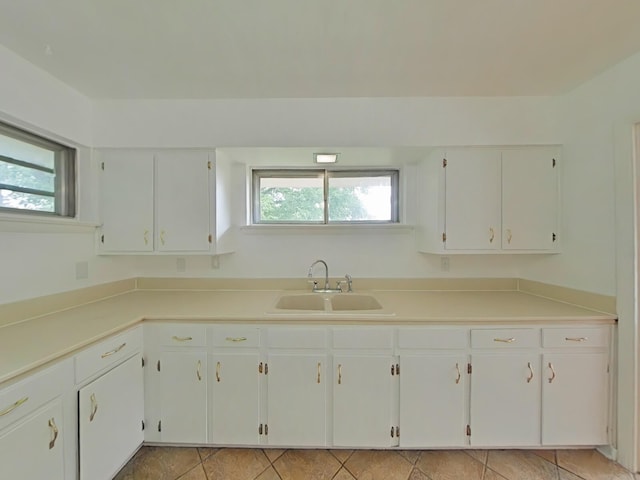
<box><xmin>75</xmin><ymin>327</ymin><xmax>142</xmax><ymax>384</ymax></box>
<box><xmin>210</xmin><ymin>326</ymin><xmax>260</xmax><ymax>347</ymax></box>
<box><xmin>146</xmin><ymin>324</ymin><xmax>207</xmax><ymax>347</ymax></box>
<box><xmin>333</xmin><ymin>328</ymin><xmax>393</xmax><ymax>350</ymax></box>
<box><xmin>398</xmin><ymin>328</ymin><xmax>468</xmax><ymax>349</ymax></box>
<box><xmin>267</xmin><ymin>328</ymin><xmax>327</xmax><ymax>349</ymax></box>
<box><xmin>0</xmin><ymin>361</ymin><xmax>69</xmax><ymax>431</ymax></box>
<box><xmin>471</xmin><ymin>328</ymin><xmax>540</xmax><ymax>348</ymax></box>
<box><xmin>542</xmin><ymin>327</ymin><xmax>610</xmax><ymax>348</ymax></box>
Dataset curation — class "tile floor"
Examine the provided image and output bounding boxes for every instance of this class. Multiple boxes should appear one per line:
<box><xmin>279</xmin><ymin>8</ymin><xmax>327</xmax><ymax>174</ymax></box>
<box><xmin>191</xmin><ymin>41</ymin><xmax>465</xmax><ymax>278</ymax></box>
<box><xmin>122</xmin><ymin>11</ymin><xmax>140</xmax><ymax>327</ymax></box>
<box><xmin>114</xmin><ymin>447</ymin><xmax>638</xmax><ymax>480</ymax></box>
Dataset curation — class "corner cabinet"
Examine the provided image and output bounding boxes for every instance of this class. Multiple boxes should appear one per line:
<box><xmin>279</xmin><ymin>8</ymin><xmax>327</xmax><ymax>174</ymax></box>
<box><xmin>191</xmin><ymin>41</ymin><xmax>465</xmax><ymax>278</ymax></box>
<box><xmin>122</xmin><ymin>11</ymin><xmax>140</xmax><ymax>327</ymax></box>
<box><xmin>416</xmin><ymin>146</ymin><xmax>560</xmax><ymax>254</ymax></box>
<box><xmin>97</xmin><ymin>149</ymin><xmax>234</xmax><ymax>255</ymax></box>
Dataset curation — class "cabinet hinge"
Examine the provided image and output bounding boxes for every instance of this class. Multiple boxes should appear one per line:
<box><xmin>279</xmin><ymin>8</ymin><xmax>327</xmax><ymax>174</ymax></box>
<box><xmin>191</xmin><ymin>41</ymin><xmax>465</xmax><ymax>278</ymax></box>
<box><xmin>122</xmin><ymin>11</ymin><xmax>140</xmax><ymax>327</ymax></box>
<box><xmin>208</xmin><ymin>234</ymin><xmax>212</xmax><ymax>244</ymax></box>
<box><xmin>158</xmin><ymin>420</ymin><xmax>162</xmax><ymax>432</ymax></box>
<box><xmin>443</xmin><ymin>158</ymin><xmax>447</xmax><ymax>168</ymax></box>
<box><xmin>101</xmin><ymin>235</ymin><xmax>104</xmax><ymax>244</ymax></box>
<box><xmin>552</xmin><ymin>232</ymin><xmax>557</xmax><ymax>242</ymax></box>
<box><xmin>142</xmin><ymin>420</ymin><xmax>145</xmax><ymax>431</ymax></box>
<box><xmin>142</xmin><ymin>357</ymin><xmax>145</xmax><ymax>368</ymax></box>
<box><xmin>265</xmin><ymin>363</ymin><xmax>268</xmax><ymax>375</ymax></box>
<box><xmin>265</xmin><ymin>424</ymin><xmax>268</xmax><ymax>435</ymax></box>
<box><xmin>395</xmin><ymin>363</ymin><xmax>400</xmax><ymax>375</ymax></box>
<box><xmin>467</xmin><ymin>363</ymin><xmax>472</xmax><ymax>374</ymax></box>
<box><xmin>258</xmin><ymin>362</ymin><xmax>263</xmax><ymax>374</ymax></box>
<box><xmin>207</xmin><ymin>161</ymin><xmax>212</xmax><ymax>170</ymax></box>
<box><xmin>259</xmin><ymin>424</ymin><xmax>263</xmax><ymax>435</ymax></box>
<box><xmin>395</xmin><ymin>426</ymin><xmax>400</xmax><ymax>437</ymax></box>
<box><xmin>101</xmin><ymin>162</ymin><xmax>105</xmax><ymax>171</ymax></box>
<box><xmin>466</xmin><ymin>425</ymin><xmax>471</xmax><ymax>436</ymax></box>
<box><xmin>391</xmin><ymin>426</ymin><xmax>395</xmax><ymax>438</ymax></box>
<box><xmin>391</xmin><ymin>365</ymin><xmax>395</xmax><ymax>376</ymax></box>
<box><xmin>552</xmin><ymin>158</ymin><xmax>556</xmax><ymax>168</ymax></box>
<box><xmin>157</xmin><ymin>360</ymin><xmax>161</xmax><ymax>372</ymax></box>
<box><xmin>607</xmin><ymin>364</ymin><xmax>610</xmax><ymax>374</ymax></box>
<box><xmin>442</xmin><ymin>232</ymin><xmax>447</xmax><ymax>243</ymax></box>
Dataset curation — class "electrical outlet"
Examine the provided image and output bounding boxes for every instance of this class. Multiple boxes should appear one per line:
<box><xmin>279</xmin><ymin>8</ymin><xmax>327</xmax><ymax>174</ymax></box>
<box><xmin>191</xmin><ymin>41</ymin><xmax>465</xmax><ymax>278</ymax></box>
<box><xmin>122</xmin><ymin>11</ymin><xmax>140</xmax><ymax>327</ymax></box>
<box><xmin>440</xmin><ymin>256</ymin><xmax>450</xmax><ymax>272</ymax></box>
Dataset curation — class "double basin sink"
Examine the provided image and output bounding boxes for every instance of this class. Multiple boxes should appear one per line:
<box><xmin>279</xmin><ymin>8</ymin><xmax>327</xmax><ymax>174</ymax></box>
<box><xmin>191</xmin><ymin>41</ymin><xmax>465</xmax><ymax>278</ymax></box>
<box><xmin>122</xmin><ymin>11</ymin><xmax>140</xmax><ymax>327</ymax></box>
<box><xmin>270</xmin><ymin>292</ymin><xmax>394</xmax><ymax>316</ymax></box>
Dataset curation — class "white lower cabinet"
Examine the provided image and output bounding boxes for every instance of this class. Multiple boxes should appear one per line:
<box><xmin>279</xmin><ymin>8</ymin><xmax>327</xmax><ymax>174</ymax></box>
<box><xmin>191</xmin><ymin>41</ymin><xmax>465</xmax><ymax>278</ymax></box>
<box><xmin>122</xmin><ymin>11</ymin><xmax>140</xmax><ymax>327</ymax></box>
<box><xmin>400</xmin><ymin>354</ymin><xmax>468</xmax><ymax>447</ymax></box>
<box><xmin>78</xmin><ymin>354</ymin><xmax>144</xmax><ymax>480</ymax></box>
<box><xmin>542</xmin><ymin>352</ymin><xmax>609</xmax><ymax>445</ymax></box>
<box><xmin>211</xmin><ymin>352</ymin><xmax>261</xmax><ymax>445</ymax></box>
<box><xmin>333</xmin><ymin>354</ymin><xmax>398</xmax><ymax>447</ymax></box>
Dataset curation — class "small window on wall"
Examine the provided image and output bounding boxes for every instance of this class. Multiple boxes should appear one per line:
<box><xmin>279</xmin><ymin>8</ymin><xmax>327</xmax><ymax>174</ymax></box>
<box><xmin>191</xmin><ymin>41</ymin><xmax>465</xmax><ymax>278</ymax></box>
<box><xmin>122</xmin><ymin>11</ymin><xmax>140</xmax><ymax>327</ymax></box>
<box><xmin>252</xmin><ymin>169</ymin><xmax>399</xmax><ymax>224</ymax></box>
<box><xmin>0</xmin><ymin>122</ymin><xmax>76</xmax><ymax>217</ymax></box>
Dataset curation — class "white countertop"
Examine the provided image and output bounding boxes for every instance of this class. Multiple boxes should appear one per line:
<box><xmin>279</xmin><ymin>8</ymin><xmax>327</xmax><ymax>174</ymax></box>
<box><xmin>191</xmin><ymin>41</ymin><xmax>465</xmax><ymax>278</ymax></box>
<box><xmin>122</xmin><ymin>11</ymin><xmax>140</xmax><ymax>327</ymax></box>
<box><xmin>0</xmin><ymin>288</ymin><xmax>616</xmax><ymax>385</ymax></box>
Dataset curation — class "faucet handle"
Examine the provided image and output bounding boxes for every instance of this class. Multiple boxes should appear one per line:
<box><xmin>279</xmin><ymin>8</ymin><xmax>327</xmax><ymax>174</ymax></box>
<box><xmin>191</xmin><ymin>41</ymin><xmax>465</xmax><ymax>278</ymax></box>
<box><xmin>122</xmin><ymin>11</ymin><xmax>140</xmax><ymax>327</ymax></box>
<box><xmin>344</xmin><ymin>274</ymin><xmax>353</xmax><ymax>292</ymax></box>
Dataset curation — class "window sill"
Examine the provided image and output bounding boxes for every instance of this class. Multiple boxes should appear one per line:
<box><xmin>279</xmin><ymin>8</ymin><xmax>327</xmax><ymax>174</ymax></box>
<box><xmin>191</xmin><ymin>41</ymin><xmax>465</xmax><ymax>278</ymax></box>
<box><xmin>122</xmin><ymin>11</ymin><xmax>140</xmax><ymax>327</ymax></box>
<box><xmin>0</xmin><ymin>213</ymin><xmax>99</xmax><ymax>234</ymax></box>
<box><xmin>240</xmin><ymin>224</ymin><xmax>414</xmax><ymax>235</ymax></box>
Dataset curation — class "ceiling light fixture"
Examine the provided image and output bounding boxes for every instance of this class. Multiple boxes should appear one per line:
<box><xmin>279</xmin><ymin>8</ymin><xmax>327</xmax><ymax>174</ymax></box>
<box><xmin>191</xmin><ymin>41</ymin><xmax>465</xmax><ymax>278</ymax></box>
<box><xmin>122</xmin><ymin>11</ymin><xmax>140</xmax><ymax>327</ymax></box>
<box><xmin>314</xmin><ymin>153</ymin><xmax>338</xmax><ymax>164</ymax></box>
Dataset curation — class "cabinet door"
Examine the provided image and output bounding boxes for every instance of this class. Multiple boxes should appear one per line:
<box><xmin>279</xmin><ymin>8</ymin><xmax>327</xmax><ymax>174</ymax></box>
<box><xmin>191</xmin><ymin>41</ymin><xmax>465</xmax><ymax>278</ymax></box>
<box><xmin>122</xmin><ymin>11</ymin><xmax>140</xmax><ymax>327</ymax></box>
<box><xmin>211</xmin><ymin>353</ymin><xmax>261</xmax><ymax>445</ymax></box>
<box><xmin>99</xmin><ymin>151</ymin><xmax>154</xmax><ymax>252</ymax></box>
<box><xmin>333</xmin><ymin>355</ymin><xmax>396</xmax><ymax>447</ymax></box>
<box><xmin>0</xmin><ymin>399</ymin><xmax>65</xmax><ymax>480</ymax></box>
<box><xmin>158</xmin><ymin>351</ymin><xmax>207</xmax><ymax>443</ymax></box>
<box><xmin>542</xmin><ymin>353</ymin><xmax>609</xmax><ymax>445</ymax></box>
<box><xmin>267</xmin><ymin>353</ymin><xmax>326</xmax><ymax>447</ymax></box>
<box><xmin>400</xmin><ymin>355</ymin><xmax>467</xmax><ymax>447</ymax></box>
<box><xmin>501</xmin><ymin>148</ymin><xmax>558</xmax><ymax>250</ymax></box>
<box><xmin>444</xmin><ymin>149</ymin><xmax>501</xmax><ymax>250</ymax></box>
<box><xmin>79</xmin><ymin>355</ymin><xmax>144</xmax><ymax>480</ymax></box>
<box><xmin>155</xmin><ymin>151</ymin><xmax>212</xmax><ymax>252</ymax></box>
<box><xmin>470</xmin><ymin>354</ymin><xmax>540</xmax><ymax>446</ymax></box>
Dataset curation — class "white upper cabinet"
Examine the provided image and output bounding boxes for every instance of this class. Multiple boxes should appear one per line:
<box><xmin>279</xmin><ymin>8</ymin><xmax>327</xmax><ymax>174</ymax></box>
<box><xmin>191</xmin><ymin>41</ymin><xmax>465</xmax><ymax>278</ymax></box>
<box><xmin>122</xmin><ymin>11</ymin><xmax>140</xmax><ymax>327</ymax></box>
<box><xmin>416</xmin><ymin>146</ymin><xmax>559</xmax><ymax>254</ymax></box>
<box><xmin>98</xmin><ymin>149</ymin><xmax>234</xmax><ymax>255</ymax></box>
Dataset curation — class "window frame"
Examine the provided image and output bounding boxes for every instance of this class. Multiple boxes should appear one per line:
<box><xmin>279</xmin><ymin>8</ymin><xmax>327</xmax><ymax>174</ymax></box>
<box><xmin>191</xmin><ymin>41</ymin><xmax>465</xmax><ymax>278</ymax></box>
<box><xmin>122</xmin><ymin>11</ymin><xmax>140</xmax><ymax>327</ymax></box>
<box><xmin>252</xmin><ymin>168</ymin><xmax>400</xmax><ymax>225</ymax></box>
<box><xmin>0</xmin><ymin>121</ymin><xmax>76</xmax><ymax>218</ymax></box>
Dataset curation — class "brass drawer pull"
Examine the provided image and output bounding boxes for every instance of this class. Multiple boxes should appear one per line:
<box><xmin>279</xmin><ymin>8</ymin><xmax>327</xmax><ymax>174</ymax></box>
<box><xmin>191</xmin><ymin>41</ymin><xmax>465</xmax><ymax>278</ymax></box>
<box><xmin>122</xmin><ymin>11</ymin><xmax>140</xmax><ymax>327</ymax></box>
<box><xmin>455</xmin><ymin>363</ymin><xmax>461</xmax><ymax>384</ymax></box>
<box><xmin>548</xmin><ymin>362</ymin><xmax>556</xmax><ymax>384</ymax></box>
<box><xmin>216</xmin><ymin>361</ymin><xmax>221</xmax><ymax>382</ymax></box>
<box><xmin>225</xmin><ymin>337</ymin><xmax>247</xmax><ymax>342</ymax></box>
<box><xmin>317</xmin><ymin>362</ymin><xmax>321</xmax><ymax>384</ymax></box>
<box><xmin>494</xmin><ymin>337</ymin><xmax>516</xmax><ymax>343</ymax></box>
<box><xmin>196</xmin><ymin>360</ymin><xmax>202</xmax><ymax>381</ymax></box>
<box><xmin>526</xmin><ymin>362</ymin><xmax>534</xmax><ymax>383</ymax></box>
<box><xmin>0</xmin><ymin>397</ymin><xmax>28</xmax><ymax>417</ymax></box>
<box><xmin>338</xmin><ymin>364</ymin><xmax>342</xmax><ymax>385</ymax></box>
<box><xmin>565</xmin><ymin>337</ymin><xmax>588</xmax><ymax>342</ymax></box>
<box><xmin>48</xmin><ymin>418</ymin><xmax>59</xmax><ymax>449</ymax></box>
<box><xmin>172</xmin><ymin>336</ymin><xmax>193</xmax><ymax>342</ymax></box>
<box><xmin>89</xmin><ymin>394</ymin><xmax>98</xmax><ymax>422</ymax></box>
<box><xmin>101</xmin><ymin>342</ymin><xmax>126</xmax><ymax>358</ymax></box>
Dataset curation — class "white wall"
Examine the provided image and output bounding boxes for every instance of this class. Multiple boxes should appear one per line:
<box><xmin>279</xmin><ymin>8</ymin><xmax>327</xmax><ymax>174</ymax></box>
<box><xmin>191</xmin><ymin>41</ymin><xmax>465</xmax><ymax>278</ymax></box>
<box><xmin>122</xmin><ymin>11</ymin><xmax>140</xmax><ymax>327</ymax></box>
<box><xmin>0</xmin><ymin>45</ymin><xmax>134</xmax><ymax>304</ymax></box>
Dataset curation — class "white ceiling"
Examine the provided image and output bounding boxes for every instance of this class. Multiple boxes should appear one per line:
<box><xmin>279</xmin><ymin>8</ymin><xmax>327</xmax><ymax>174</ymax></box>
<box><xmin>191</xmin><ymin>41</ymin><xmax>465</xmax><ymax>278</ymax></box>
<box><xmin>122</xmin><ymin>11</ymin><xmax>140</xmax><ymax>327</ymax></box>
<box><xmin>1</xmin><ymin>0</ymin><xmax>640</xmax><ymax>99</ymax></box>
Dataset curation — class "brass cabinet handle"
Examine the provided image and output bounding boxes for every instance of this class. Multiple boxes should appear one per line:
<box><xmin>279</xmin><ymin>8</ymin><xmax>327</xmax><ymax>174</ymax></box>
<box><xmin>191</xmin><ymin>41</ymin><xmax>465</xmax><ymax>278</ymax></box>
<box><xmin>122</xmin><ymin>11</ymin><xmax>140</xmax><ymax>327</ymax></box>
<box><xmin>506</xmin><ymin>229</ymin><xmax>513</xmax><ymax>244</ymax></box>
<box><xmin>455</xmin><ymin>363</ymin><xmax>461</xmax><ymax>384</ymax></box>
<box><xmin>143</xmin><ymin>229</ymin><xmax>149</xmax><ymax>245</ymax></box>
<box><xmin>548</xmin><ymin>362</ymin><xmax>556</xmax><ymax>383</ymax></box>
<box><xmin>565</xmin><ymin>337</ymin><xmax>588</xmax><ymax>342</ymax></box>
<box><xmin>160</xmin><ymin>230</ymin><xmax>166</xmax><ymax>245</ymax></box>
<box><xmin>172</xmin><ymin>336</ymin><xmax>193</xmax><ymax>342</ymax></box>
<box><xmin>338</xmin><ymin>364</ymin><xmax>342</xmax><ymax>385</ymax></box>
<box><xmin>494</xmin><ymin>337</ymin><xmax>515</xmax><ymax>343</ymax></box>
<box><xmin>48</xmin><ymin>418</ymin><xmax>59</xmax><ymax>449</ymax></box>
<box><xmin>489</xmin><ymin>227</ymin><xmax>495</xmax><ymax>243</ymax></box>
<box><xmin>89</xmin><ymin>394</ymin><xmax>98</xmax><ymax>422</ymax></box>
<box><xmin>225</xmin><ymin>337</ymin><xmax>247</xmax><ymax>342</ymax></box>
<box><xmin>216</xmin><ymin>361</ymin><xmax>221</xmax><ymax>382</ymax></box>
<box><xmin>317</xmin><ymin>362</ymin><xmax>321</xmax><ymax>384</ymax></box>
<box><xmin>196</xmin><ymin>360</ymin><xmax>202</xmax><ymax>381</ymax></box>
<box><xmin>0</xmin><ymin>397</ymin><xmax>28</xmax><ymax>417</ymax></box>
<box><xmin>101</xmin><ymin>342</ymin><xmax>126</xmax><ymax>358</ymax></box>
<box><xmin>526</xmin><ymin>362</ymin><xmax>534</xmax><ymax>384</ymax></box>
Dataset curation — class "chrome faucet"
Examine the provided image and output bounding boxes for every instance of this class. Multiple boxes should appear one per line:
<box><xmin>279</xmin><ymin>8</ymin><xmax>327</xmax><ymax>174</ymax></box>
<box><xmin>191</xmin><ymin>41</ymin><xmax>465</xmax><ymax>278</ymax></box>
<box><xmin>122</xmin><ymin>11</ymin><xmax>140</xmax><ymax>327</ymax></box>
<box><xmin>308</xmin><ymin>259</ymin><xmax>331</xmax><ymax>291</ymax></box>
<box><xmin>342</xmin><ymin>274</ymin><xmax>353</xmax><ymax>292</ymax></box>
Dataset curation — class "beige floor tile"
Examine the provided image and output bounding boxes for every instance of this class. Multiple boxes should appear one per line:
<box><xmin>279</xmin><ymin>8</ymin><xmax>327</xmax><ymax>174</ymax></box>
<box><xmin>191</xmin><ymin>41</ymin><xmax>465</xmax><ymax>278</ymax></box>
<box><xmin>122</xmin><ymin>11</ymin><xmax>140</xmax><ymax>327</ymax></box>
<box><xmin>197</xmin><ymin>447</ymin><xmax>220</xmax><ymax>462</ymax></box>
<box><xmin>415</xmin><ymin>450</ymin><xmax>484</xmax><ymax>480</ymax></box>
<box><xmin>558</xmin><ymin>468</ymin><xmax>584</xmax><ymax>480</ymax></box>
<box><xmin>334</xmin><ymin>467</ymin><xmax>357</xmax><ymax>480</ymax></box>
<box><xmin>466</xmin><ymin>450</ymin><xmax>489</xmax><ymax>465</ymax></box>
<box><xmin>531</xmin><ymin>450</ymin><xmax>557</xmax><ymax>465</ymax></box>
<box><xmin>487</xmin><ymin>450</ymin><xmax>559</xmax><ymax>480</ymax></box>
<box><xmin>484</xmin><ymin>468</ymin><xmax>509</xmax><ymax>480</ymax></box>
<box><xmin>202</xmin><ymin>448</ymin><xmax>271</xmax><ymax>480</ymax></box>
<box><xmin>273</xmin><ymin>449</ymin><xmax>341</xmax><ymax>480</ymax></box>
<box><xmin>408</xmin><ymin>467</ymin><xmax>431</xmax><ymax>480</ymax></box>
<box><xmin>256</xmin><ymin>466</ymin><xmax>282</xmax><ymax>480</ymax></box>
<box><xmin>264</xmin><ymin>449</ymin><xmax>287</xmax><ymax>463</ymax></box>
<box><xmin>177</xmin><ymin>463</ymin><xmax>208</xmax><ymax>480</ymax></box>
<box><xmin>399</xmin><ymin>450</ymin><xmax>422</xmax><ymax>464</ymax></box>
<box><xmin>114</xmin><ymin>446</ymin><xmax>201</xmax><ymax>480</ymax></box>
<box><xmin>331</xmin><ymin>449</ymin><xmax>355</xmax><ymax>464</ymax></box>
<box><xmin>557</xmin><ymin>450</ymin><xmax>633</xmax><ymax>480</ymax></box>
<box><xmin>345</xmin><ymin>450</ymin><xmax>414</xmax><ymax>480</ymax></box>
